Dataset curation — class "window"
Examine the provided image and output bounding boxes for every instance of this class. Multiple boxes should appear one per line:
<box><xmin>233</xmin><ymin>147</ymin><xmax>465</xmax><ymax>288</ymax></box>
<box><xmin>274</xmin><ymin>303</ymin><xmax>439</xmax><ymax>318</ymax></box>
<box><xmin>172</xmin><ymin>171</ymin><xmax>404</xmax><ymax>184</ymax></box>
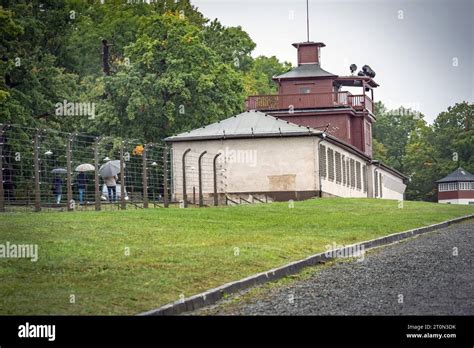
<box><xmin>335</xmin><ymin>152</ymin><xmax>342</xmax><ymax>184</ymax></box>
<box><xmin>350</xmin><ymin>159</ymin><xmax>355</xmax><ymax>188</ymax></box>
<box><xmin>439</xmin><ymin>183</ymin><xmax>459</xmax><ymax>192</ymax></box>
<box><xmin>300</xmin><ymin>87</ymin><xmax>311</xmax><ymax>94</ymax></box>
<box><xmin>319</xmin><ymin>145</ymin><xmax>327</xmax><ymax>179</ymax></box>
<box><xmin>342</xmin><ymin>155</ymin><xmax>346</xmax><ymax>186</ymax></box>
<box><xmin>328</xmin><ymin>148</ymin><xmax>335</xmax><ymax>181</ymax></box>
<box><xmin>365</xmin><ymin>122</ymin><xmax>372</xmax><ymax>146</ymax></box>
<box><xmin>362</xmin><ymin>165</ymin><xmax>367</xmax><ymax>193</ymax></box>
<box><xmin>356</xmin><ymin>162</ymin><xmax>361</xmax><ymax>190</ymax></box>
<box><xmin>459</xmin><ymin>182</ymin><xmax>473</xmax><ymax>190</ymax></box>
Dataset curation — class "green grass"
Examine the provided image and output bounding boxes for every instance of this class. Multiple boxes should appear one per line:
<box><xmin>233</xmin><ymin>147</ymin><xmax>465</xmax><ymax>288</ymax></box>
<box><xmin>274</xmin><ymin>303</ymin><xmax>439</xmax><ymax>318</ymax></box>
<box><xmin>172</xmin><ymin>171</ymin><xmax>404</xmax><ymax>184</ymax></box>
<box><xmin>0</xmin><ymin>198</ymin><xmax>472</xmax><ymax>315</ymax></box>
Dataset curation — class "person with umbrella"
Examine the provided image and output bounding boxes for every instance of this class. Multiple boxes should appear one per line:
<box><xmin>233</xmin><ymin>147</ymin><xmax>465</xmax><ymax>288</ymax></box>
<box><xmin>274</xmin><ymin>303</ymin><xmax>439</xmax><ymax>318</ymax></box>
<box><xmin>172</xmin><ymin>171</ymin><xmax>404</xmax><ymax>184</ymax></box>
<box><xmin>75</xmin><ymin>164</ymin><xmax>95</xmax><ymax>204</ymax></box>
<box><xmin>76</xmin><ymin>172</ymin><xmax>87</xmax><ymax>204</ymax></box>
<box><xmin>104</xmin><ymin>175</ymin><xmax>118</xmax><ymax>203</ymax></box>
<box><xmin>99</xmin><ymin>160</ymin><xmax>122</xmax><ymax>203</ymax></box>
<box><xmin>51</xmin><ymin>168</ymin><xmax>67</xmax><ymax>205</ymax></box>
<box><xmin>53</xmin><ymin>175</ymin><xmax>62</xmax><ymax>205</ymax></box>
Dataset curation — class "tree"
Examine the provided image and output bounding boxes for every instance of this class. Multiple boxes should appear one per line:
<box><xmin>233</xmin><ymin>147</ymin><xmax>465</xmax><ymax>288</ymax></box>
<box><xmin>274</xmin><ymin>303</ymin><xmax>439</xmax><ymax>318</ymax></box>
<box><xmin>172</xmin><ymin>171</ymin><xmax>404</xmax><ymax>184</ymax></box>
<box><xmin>372</xmin><ymin>102</ymin><xmax>428</xmax><ymax>172</ymax></box>
<box><xmin>244</xmin><ymin>56</ymin><xmax>291</xmax><ymax>95</ymax></box>
<box><xmin>96</xmin><ymin>12</ymin><xmax>245</xmax><ymax>142</ymax></box>
<box><xmin>431</xmin><ymin>102</ymin><xmax>474</xmax><ymax>174</ymax></box>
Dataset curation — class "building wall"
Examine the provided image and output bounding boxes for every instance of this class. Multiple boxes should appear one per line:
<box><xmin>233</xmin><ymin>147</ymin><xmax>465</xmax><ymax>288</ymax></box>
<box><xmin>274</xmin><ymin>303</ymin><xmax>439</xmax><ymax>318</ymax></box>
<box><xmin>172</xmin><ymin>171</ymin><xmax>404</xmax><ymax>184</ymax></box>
<box><xmin>438</xmin><ymin>189</ymin><xmax>474</xmax><ymax>200</ymax></box>
<box><xmin>278</xmin><ymin>113</ymin><xmax>351</xmax><ymax>144</ymax></box>
<box><xmin>171</xmin><ymin>137</ymin><xmax>319</xmax><ymax>201</ymax></box>
<box><xmin>438</xmin><ymin>198</ymin><xmax>474</xmax><ymax>205</ymax></box>
<box><xmin>318</xmin><ymin>141</ymin><xmax>405</xmax><ymax>201</ymax></box>
<box><xmin>279</xmin><ymin>78</ymin><xmax>334</xmax><ymax>95</ymax></box>
<box><xmin>170</xmin><ymin>136</ymin><xmax>406</xmax><ymax>203</ymax></box>
<box><xmin>297</xmin><ymin>45</ymin><xmax>319</xmax><ymax>64</ymax></box>
<box><xmin>274</xmin><ymin>112</ymin><xmax>373</xmax><ymax>158</ymax></box>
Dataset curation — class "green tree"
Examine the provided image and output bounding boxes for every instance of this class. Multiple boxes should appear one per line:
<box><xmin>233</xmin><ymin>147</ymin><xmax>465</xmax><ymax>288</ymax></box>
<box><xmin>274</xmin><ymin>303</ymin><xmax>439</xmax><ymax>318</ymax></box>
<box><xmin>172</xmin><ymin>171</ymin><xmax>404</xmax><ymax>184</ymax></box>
<box><xmin>97</xmin><ymin>12</ymin><xmax>245</xmax><ymax>142</ymax></box>
<box><xmin>244</xmin><ymin>56</ymin><xmax>291</xmax><ymax>95</ymax></box>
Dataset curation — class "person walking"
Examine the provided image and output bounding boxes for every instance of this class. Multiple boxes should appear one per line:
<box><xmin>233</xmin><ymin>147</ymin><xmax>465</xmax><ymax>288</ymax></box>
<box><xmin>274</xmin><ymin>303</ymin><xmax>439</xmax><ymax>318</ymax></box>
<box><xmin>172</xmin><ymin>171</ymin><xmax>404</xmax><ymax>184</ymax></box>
<box><xmin>76</xmin><ymin>172</ymin><xmax>87</xmax><ymax>204</ymax></box>
<box><xmin>104</xmin><ymin>175</ymin><xmax>118</xmax><ymax>203</ymax></box>
<box><xmin>53</xmin><ymin>175</ymin><xmax>62</xmax><ymax>205</ymax></box>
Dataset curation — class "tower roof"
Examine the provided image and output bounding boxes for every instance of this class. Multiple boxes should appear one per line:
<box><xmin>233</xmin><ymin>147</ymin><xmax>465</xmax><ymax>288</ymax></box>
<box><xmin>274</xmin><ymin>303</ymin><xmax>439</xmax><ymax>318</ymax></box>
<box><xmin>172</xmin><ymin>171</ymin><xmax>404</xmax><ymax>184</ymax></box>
<box><xmin>273</xmin><ymin>63</ymin><xmax>337</xmax><ymax>80</ymax></box>
<box><xmin>436</xmin><ymin>167</ymin><xmax>474</xmax><ymax>183</ymax></box>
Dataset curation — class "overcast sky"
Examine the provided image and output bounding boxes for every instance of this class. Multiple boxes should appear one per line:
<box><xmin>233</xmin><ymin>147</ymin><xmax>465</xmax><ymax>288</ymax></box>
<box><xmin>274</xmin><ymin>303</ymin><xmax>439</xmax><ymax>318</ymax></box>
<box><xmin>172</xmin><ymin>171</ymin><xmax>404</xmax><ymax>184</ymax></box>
<box><xmin>192</xmin><ymin>0</ymin><xmax>473</xmax><ymax>123</ymax></box>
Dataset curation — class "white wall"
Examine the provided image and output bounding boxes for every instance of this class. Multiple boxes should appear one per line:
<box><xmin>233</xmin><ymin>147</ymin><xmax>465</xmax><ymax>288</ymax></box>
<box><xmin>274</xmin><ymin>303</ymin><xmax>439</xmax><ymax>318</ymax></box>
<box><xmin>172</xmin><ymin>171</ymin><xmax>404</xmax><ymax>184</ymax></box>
<box><xmin>319</xmin><ymin>141</ymin><xmax>367</xmax><ymax>198</ymax></box>
<box><xmin>439</xmin><ymin>198</ymin><xmax>474</xmax><ymax>205</ymax></box>
<box><xmin>170</xmin><ymin>136</ymin><xmax>406</xmax><ymax>201</ymax></box>
<box><xmin>171</xmin><ymin>136</ymin><xmax>318</xmax><ymax>198</ymax></box>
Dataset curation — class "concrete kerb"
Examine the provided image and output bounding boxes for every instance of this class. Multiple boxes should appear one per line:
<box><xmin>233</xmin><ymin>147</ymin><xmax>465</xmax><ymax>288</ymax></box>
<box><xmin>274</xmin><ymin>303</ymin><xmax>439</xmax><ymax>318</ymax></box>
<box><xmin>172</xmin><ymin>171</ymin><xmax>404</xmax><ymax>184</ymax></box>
<box><xmin>138</xmin><ymin>214</ymin><xmax>474</xmax><ymax>316</ymax></box>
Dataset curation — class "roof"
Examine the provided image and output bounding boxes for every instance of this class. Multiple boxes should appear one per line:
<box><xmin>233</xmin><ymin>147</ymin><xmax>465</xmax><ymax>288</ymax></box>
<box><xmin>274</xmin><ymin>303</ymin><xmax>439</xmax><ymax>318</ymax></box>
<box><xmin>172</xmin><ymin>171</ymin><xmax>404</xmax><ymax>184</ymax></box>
<box><xmin>335</xmin><ymin>76</ymin><xmax>379</xmax><ymax>88</ymax></box>
<box><xmin>292</xmin><ymin>41</ymin><xmax>326</xmax><ymax>48</ymax></box>
<box><xmin>165</xmin><ymin>110</ymin><xmax>321</xmax><ymax>142</ymax></box>
<box><xmin>436</xmin><ymin>167</ymin><xmax>474</xmax><ymax>183</ymax></box>
<box><xmin>273</xmin><ymin>63</ymin><xmax>338</xmax><ymax>80</ymax></box>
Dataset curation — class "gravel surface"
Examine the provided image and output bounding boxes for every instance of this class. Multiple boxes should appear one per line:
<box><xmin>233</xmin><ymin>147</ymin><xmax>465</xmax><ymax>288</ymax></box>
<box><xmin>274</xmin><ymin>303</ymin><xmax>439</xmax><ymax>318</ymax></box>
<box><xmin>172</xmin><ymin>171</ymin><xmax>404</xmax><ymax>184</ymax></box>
<box><xmin>198</xmin><ymin>220</ymin><xmax>474</xmax><ymax>315</ymax></box>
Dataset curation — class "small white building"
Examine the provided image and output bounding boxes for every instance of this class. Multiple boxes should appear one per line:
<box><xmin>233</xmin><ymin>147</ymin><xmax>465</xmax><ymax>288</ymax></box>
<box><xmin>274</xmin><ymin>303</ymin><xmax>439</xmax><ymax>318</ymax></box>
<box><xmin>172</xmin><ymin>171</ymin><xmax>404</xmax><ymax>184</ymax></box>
<box><xmin>165</xmin><ymin>110</ymin><xmax>406</xmax><ymax>204</ymax></box>
<box><xmin>437</xmin><ymin>167</ymin><xmax>474</xmax><ymax>205</ymax></box>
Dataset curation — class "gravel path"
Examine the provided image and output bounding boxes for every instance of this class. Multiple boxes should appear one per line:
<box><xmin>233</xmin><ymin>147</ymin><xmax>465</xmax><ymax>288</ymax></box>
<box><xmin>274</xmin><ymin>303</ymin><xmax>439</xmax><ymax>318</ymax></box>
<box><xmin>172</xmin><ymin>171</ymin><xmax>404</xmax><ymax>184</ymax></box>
<box><xmin>199</xmin><ymin>220</ymin><xmax>474</xmax><ymax>315</ymax></box>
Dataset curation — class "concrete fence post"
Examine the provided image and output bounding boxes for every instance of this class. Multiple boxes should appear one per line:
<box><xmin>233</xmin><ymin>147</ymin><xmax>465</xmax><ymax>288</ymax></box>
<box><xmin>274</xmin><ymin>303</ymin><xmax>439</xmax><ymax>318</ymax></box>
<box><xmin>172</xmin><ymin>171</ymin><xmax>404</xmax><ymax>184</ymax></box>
<box><xmin>142</xmin><ymin>144</ymin><xmax>149</xmax><ymax>209</ymax></box>
<box><xmin>163</xmin><ymin>146</ymin><xmax>169</xmax><ymax>208</ymax></box>
<box><xmin>0</xmin><ymin>125</ymin><xmax>6</xmax><ymax>212</ymax></box>
<box><xmin>182</xmin><ymin>148</ymin><xmax>191</xmax><ymax>208</ymax></box>
<box><xmin>94</xmin><ymin>137</ymin><xmax>101</xmax><ymax>211</ymax></box>
<box><xmin>34</xmin><ymin>131</ymin><xmax>41</xmax><ymax>212</ymax></box>
<box><xmin>66</xmin><ymin>134</ymin><xmax>74</xmax><ymax>211</ymax></box>
<box><xmin>120</xmin><ymin>143</ymin><xmax>126</xmax><ymax>210</ymax></box>
<box><xmin>213</xmin><ymin>153</ymin><xmax>221</xmax><ymax>206</ymax></box>
<box><xmin>198</xmin><ymin>151</ymin><xmax>207</xmax><ymax>207</ymax></box>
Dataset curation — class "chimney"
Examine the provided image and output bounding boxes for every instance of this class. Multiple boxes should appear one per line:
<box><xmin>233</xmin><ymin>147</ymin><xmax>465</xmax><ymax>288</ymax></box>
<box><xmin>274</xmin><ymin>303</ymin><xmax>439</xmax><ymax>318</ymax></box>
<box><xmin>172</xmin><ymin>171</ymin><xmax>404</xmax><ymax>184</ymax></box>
<box><xmin>292</xmin><ymin>42</ymin><xmax>326</xmax><ymax>66</ymax></box>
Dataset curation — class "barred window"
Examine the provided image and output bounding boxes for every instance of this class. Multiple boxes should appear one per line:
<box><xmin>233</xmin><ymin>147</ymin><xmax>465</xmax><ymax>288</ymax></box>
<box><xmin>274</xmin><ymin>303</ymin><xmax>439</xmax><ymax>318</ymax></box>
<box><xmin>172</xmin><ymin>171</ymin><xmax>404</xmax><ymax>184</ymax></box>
<box><xmin>350</xmin><ymin>159</ymin><xmax>355</xmax><ymax>188</ymax></box>
<box><xmin>328</xmin><ymin>148</ymin><xmax>335</xmax><ymax>181</ymax></box>
<box><xmin>362</xmin><ymin>165</ymin><xmax>367</xmax><ymax>192</ymax></box>
<box><xmin>342</xmin><ymin>155</ymin><xmax>346</xmax><ymax>186</ymax></box>
<box><xmin>319</xmin><ymin>144</ymin><xmax>327</xmax><ymax>179</ymax></box>
<box><xmin>356</xmin><ymin>161</ymin><xmax>361</xmax><ymax>190</ymax></box>
<box><xmin>379</xmin><ymin>173</ymin><xmax>383</xmax><ymax>198</ymax></box>
<box><xmin>374</xmin><ymin>170</ymin><xmax>379</xmax><ymax>197</ymax></box>
<box><xmin>335</xmin><ymin>152</ymin><xmax>342</xmax><ymax>184</ymax></box>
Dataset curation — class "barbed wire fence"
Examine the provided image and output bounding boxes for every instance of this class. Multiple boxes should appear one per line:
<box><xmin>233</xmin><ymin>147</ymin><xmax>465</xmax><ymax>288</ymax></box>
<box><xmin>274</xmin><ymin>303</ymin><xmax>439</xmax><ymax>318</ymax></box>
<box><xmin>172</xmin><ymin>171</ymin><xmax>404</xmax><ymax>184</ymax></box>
<box><xmin>0</xmin><ymin>124</ymin><xmax>172</xmax><ymax>212</ymax></box>
<box><xmin>0</xmin><ymin>123</ymin><xmax>230</xmax><ymax>213</ymax></box>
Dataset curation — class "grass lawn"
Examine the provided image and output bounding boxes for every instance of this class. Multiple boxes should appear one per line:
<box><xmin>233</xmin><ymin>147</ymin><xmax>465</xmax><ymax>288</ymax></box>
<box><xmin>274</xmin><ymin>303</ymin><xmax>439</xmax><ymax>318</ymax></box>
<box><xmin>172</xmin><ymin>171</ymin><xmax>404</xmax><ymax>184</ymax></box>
<box><xmin>0</xmin><ymin>198</ymin><xmax>472</xmax><ymax>315</ymax></box>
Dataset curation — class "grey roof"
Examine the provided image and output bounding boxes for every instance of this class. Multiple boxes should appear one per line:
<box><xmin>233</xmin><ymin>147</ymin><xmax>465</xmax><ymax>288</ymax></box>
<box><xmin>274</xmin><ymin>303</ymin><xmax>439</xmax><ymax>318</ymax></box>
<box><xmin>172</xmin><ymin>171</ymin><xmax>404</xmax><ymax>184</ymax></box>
<box><xmin>165</xmin><ymin>110</ymin><xmax>321</xmax><ymax>142</ymax></box>
<box><xmin>273</xmin><ymin>63</ymin><xmax>337</xmax><ymax>80</ymax></box>
<box><xmin>436</xmin><ymin>167</ymin><xmax>474</xmax><ymax>183</ymax></box>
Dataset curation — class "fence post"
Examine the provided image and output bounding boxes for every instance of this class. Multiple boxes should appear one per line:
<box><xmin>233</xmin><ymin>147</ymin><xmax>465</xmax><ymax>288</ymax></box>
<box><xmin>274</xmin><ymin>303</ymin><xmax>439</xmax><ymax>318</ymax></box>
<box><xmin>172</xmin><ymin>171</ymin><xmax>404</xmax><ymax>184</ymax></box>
<box><xmin>163</xmin><ymin>146</ymin><xmax>169</xmax><ymax>208</ymax></box>
<box><xmin>66</xmin><ymin>134</ymin><xmax>73</xmax><ymax>211</ymax></box>
<box><xmin>198</xmin><ymin>151</ymin><xmax>207</xmax><ymax>207</ymax></box>
<box><xmin>94</xmin><ymin>137</ymin><xmax>101</xmax><ymax>211</ymax></box>
<box><xmin>182</xmin><ymin>148</ymin><xmax>191</xmax><ymax>208</ymax></box>
<box><xmin>34</xmin><ymin>131</ymin><xmax>41</xmax><ymax>212</ymax></box>
<box><xmin>213</xmin><ymin>153</ymin><xmax>221</xmax><ymax>206</ymax></box>
<box><xmin>142</xmin><ymin>144</ymin><xmax>149</xmax><ymax>208</ymax></box>
<box><xmin>120</xmin><ymin>143</ymin><xmax>126</xmax><ymax>210</ymax></box>
<box><xmin>0</xmin><ymin>125</ymin><xmax>6</xmax><ymax>212</ymax></box>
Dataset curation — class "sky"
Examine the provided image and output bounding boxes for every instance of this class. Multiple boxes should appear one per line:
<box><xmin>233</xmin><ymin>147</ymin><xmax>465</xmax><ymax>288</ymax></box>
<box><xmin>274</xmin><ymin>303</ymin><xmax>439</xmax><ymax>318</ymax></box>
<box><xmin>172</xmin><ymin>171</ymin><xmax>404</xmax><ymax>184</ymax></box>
<box><xmin>192</xmin><ymin>0</ymin><xmax>473</xmax><ymax>123</ymax></box>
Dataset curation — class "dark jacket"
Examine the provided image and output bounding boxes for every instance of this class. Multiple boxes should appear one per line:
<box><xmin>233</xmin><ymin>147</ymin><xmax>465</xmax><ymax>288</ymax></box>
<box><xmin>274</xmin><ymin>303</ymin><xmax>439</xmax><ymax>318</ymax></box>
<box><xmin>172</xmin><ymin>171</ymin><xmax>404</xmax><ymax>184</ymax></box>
<box><xmin>76</xmin><ymin>172</ymin><xmax>87</xmax><ymax>190</ymax></box>
<box><xmin>53</xmin><ymin>177</ymin><xmax>62</xmax><ymax>195</ymax></box>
